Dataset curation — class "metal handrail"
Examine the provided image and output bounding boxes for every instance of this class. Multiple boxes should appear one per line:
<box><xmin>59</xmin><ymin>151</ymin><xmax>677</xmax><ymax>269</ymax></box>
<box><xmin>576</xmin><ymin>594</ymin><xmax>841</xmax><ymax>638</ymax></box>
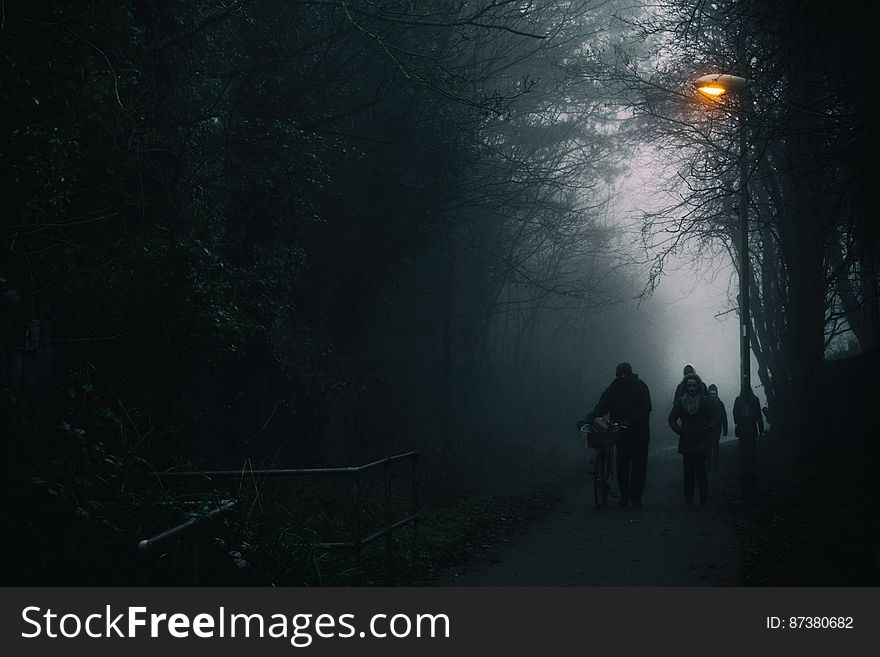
<box><xmin>150</xmin><ymin>451</ymin><xmax>417</xmax><ymax>479</ymax></box>
<box><xmin>137</xmin><ymin>499</ymin><xmax>237</xmax><ymax>585</ymax></box>
<box><xmin>148</xmin><ymin>451</ymin><xmax>420</xmax><ymax>583</ymax></box>
<box><xmin>137</xmin><ymin>499</ymin><xmax>237</xmax><ymax>553</ymax></box>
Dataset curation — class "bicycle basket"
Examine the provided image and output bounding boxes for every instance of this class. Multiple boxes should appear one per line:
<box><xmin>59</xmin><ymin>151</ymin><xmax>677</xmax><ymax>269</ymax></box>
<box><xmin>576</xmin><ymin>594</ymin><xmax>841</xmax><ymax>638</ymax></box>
<box><xmin>586</xmin><ymin>431</ymin><xmax>617</xmax><ymax>449</ymax></box>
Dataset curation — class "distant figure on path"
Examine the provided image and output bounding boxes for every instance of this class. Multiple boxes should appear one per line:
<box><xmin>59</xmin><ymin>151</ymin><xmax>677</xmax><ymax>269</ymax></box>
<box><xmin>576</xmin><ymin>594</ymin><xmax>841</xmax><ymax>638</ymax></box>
<box><xmin>668</xmin><ymin>373</ymin><xmax>713</xmax><ymax>505</ymax></box>
<box><xmin>706</xmin><ymin>384</ymin><xmax>728</xmax><ymax>471</ymax></box>
<box><xmin>582</xmin><ymin>362</ymin><xmax>652</xmax><ymax>508</ymax></box>
<box><xmin>733</xmin><ymin>390</ymin><xmax>765</xmax><ymax>497</ymax></box>
<box><xmin>672</xmin><ymin>363</ymin><xmax>708</xmax><ymax>405</ymax></box>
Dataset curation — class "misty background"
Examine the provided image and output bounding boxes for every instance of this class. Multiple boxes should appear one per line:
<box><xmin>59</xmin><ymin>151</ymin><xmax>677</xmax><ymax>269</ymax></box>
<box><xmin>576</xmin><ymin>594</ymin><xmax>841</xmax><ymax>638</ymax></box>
<box><xmin>2</xmin><ymin>0</ymin><xmax>875</xmax><ymax>584</ymax></box>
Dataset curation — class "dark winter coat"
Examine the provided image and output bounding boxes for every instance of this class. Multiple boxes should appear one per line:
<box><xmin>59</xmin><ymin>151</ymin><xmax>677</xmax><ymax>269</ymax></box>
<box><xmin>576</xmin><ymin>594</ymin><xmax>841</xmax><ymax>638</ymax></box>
<box><xmin>668</xmin><ymin>393</ymin><xmax>713</xmax><ymax>454</ymax></box>
<box><xmin>733</xmin><ymin>393</ymin><xmax>765</xmax><ymax>436</ymax></box>
<box><xmin>708</xmin><ymin>397</ymin><xmax>728</xmax><ymax>438</ymax></box>
<box><xmin>586</xmin><ymin>374</ymin><xmax>652</xmax><ymax>445</ymax></box>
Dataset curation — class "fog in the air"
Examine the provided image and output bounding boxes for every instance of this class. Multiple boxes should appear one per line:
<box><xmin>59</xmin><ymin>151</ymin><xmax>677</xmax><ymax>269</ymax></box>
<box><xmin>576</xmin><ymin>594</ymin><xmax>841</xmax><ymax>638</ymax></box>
<box><xmin>6</xmin><ymin>0</ymin><xmax>871</xmax><ymax>588</ymax></box>
<box><xmin>610</xmin><ymin>149</ymin><xmax>763</xmax><ymax>442</ymax></box>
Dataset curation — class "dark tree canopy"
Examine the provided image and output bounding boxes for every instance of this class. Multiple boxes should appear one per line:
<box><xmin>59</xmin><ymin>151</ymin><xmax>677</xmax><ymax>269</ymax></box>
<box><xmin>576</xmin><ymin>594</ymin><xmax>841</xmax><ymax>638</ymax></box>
<box><xmin>2</xmin><ymin>0</ymin><xmax>875</xmax><ymax>585</ymax></box>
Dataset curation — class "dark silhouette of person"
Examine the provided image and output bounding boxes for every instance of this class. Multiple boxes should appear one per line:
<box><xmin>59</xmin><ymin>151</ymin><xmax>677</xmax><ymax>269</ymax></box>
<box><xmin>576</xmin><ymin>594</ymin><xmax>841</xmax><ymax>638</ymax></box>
<box><xmin>706</xmin><ymin>383</ymin><xmax>728</xmax><ymax>471</ymax></box>
<box><xmin>583</xmin><ymin>362</ymin><xmax>652</xmax><ymax>507</ymax></box>
<box><xmin>672</xmin><ymin>363</ymin><xmax>708</xmax><ymax>405</ymax></box>
<box><xmin>668</xmin><ymin>372</ymin><xmax>713</xmax><ymax>504</ymax></box>
<box><xmin>733</xmin><ymin>390</ymin><xmax>764</xmax><ymax>497</ymax></box>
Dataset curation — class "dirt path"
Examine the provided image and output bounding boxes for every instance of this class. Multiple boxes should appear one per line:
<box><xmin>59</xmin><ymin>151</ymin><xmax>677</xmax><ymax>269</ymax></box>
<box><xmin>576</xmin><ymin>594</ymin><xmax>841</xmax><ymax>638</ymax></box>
<box><xmin>434</xmin><ymin>439</ymin><xmax>744</xmax><ymax>586</ymax></box>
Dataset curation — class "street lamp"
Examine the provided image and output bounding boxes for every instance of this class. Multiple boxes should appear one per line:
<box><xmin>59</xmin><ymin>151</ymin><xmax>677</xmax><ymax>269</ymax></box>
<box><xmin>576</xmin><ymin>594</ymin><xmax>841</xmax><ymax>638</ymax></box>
<box><xmin>693</xmin><ymin>73</ymin><xmax>747</xmax><ymax>98</ymax></box>
<box><xmin>692</xmin><ymin>72</ymin><xmax>750</xmax><ymax>400</ymax></box>
<box><xmin>692</xmin><ymin>72</ymin><xmax>757</xmax><ymax>496</ymax></box>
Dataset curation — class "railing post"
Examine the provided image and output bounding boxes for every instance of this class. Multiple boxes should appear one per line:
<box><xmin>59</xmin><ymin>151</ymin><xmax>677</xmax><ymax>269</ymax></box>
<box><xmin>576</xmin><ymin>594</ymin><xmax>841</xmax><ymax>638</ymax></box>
<box><xmin>140</xmin><ymin>550</ymin><xmax>151</xmax><ymax>586</ymax></box>
<box><xmin>384</xmin><ymin>458</ymin><xmax>393</xmax><ymax>584</ymax></box>
<box><xmin>352</xmin><ymin>471</ymin><xmax>362</xmax><ymax>583</ymax></box>
<box><xmin>192</xmin><ymin>530</ymin><xmax>201</xmax><ymax>586</ymax></box>
<box><xmin>411</xmin><ymin>453</ymin><xmax>419</xmax><ymax>569</ymax></box>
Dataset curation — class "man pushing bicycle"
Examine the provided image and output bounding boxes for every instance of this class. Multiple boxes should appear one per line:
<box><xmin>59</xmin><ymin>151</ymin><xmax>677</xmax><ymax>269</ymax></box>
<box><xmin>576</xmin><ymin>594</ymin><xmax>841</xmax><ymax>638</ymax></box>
<box><xmin>579</xmin><ymin>362</ymin><xmax>653</xmax><ymax>508</ymax></box>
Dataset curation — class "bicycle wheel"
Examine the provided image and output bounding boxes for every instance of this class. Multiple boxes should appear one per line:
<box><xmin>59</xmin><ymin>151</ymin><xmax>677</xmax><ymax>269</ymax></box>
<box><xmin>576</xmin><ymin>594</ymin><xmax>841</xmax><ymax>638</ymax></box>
<box><xmin>594</xmin><ymin>449</ymin><xmax>609</xmax><ymax>508</ymax></box>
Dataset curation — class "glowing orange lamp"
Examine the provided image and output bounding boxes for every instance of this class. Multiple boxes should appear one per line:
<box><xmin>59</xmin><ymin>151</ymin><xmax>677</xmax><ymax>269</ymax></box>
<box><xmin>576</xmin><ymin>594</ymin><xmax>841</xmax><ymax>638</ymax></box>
<box><xmin>693</xmin><ymin>74</ymin><xmax>747</xmax><ymax>99</ymax></box>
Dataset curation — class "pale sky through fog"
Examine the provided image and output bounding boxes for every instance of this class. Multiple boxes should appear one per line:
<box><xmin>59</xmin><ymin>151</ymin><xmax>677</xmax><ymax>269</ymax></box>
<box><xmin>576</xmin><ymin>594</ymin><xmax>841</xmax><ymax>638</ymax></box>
<box><xmin>612</xmin><ymin>146</ymin><xmax>765</xmax><ymax>416</ymax></box>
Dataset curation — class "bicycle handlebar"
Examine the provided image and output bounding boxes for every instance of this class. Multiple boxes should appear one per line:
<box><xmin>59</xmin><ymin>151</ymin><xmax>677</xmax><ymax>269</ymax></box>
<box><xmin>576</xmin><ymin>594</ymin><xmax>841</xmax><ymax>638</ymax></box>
<box><xmin>580</xmin><ymin>420</ymin><xmax>628</xmax><ymax>433</ymax></box>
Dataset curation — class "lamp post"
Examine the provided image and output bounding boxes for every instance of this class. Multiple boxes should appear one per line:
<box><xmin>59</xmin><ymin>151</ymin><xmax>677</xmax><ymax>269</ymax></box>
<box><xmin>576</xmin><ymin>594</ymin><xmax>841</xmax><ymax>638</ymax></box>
<box><xmin>693</xmin><ymin>73</ymin><xmax>757</xmax><ymax>496</ymax></box>
<box><xmin>693</xmin><ymin>73</ymin><xmax>750</xmax><ymax>399</ymax></box>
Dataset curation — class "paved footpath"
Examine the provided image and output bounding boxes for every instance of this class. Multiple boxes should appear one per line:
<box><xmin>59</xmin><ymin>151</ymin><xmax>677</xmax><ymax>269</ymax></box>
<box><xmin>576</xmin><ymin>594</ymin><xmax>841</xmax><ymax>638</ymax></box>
<box><xmin>435</xmin><ymin>439</ymin><xmax>743</xmax><ymax>586</ymax></box>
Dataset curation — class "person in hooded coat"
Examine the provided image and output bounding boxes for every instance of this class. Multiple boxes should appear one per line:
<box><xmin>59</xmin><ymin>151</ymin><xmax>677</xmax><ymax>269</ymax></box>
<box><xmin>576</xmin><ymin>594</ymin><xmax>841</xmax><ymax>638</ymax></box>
<box><xmin>668</xmin><ymin>372</ymin><xmax>713</xmax><ymax>504</ymax></box>
<box><xmin>583</xmin><ymin>362</ymin><xmax>652</xmax><ymax>507</ymax></box>
<box><xmin>733</xmin><ymin>389</ymin><xmax>764</xmax><ymax>497</ymax></box>
<box><xmin>706</xmin><ymin>383</ymin><xmax>728</xmax><ymax>471</ymax></box>
<box><xmin>672</xmin><ymin>363</ymin><xmax>708</xmax><ymax>405</ymax></box>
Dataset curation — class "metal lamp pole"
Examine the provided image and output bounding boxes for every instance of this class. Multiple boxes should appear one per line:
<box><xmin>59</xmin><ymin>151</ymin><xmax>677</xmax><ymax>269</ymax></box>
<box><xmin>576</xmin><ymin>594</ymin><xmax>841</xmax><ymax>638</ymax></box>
<box><xmin>736</xmin><ymin>87</ymin><xmax>751</xmax><ymax>401</ymax></box>
<box><xmin>693</xmin><ymin>73</ymin><xmax>750</xmax><ymax>397</ymax></box>
<box><xmin>694</xmin><ymin>73</ymin><xmax>756</xmax><ymax>495</ymax></box>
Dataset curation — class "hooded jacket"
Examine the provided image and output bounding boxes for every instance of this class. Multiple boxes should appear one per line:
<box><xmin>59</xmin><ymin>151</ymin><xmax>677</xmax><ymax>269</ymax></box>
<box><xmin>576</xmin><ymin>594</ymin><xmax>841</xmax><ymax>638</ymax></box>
<box><xmin>672</xmin><ymin>376</ymin><xmax>708</xmax><ymax>406</ymax></box>
<box><xmin>733</xmin><ymin>393</ymin><xmax>765</xmax><ymax>435</ymax></box>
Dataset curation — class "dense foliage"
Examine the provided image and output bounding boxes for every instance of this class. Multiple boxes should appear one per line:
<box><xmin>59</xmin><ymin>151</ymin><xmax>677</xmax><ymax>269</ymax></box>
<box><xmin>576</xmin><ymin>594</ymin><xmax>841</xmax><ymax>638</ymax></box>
<box><xmin>2</xmin><ymin>1</ymin><xmax>633</xmax><ymax>583</ymax></box>
<box><xmin>4</xmin><ymin>0</ymin><xmax>874</xmax><ymax>585</ymax></box>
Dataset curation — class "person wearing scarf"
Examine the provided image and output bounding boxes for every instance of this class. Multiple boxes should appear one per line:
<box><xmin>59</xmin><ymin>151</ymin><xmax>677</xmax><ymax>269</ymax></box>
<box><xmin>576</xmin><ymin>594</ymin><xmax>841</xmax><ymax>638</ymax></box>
<box><xmin>668</xmin><ymin>373</ymin><xmax>713</xmax><ymax>505</ymax></box>
<box><xmin>672</xmin><ymin>363</ymin><xmax>708</xmax><ymax>405</ymax></box>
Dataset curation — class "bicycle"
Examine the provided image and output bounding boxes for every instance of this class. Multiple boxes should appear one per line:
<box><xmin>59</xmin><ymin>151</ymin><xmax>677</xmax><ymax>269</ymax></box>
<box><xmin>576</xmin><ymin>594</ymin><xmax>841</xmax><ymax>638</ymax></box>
<box><xmin>579</xmin><ymin>417</ymin><xmax>624</xmax><ymax>509</ymax></box>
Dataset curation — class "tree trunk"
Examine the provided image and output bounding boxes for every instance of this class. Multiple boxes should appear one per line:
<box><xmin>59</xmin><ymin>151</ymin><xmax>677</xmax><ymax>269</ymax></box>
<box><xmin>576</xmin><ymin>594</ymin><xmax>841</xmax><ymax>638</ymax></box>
<box><xmin>778</xmin><ymin>15</ymin><xmax>830</xmax><ymax>448</ymax></box>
